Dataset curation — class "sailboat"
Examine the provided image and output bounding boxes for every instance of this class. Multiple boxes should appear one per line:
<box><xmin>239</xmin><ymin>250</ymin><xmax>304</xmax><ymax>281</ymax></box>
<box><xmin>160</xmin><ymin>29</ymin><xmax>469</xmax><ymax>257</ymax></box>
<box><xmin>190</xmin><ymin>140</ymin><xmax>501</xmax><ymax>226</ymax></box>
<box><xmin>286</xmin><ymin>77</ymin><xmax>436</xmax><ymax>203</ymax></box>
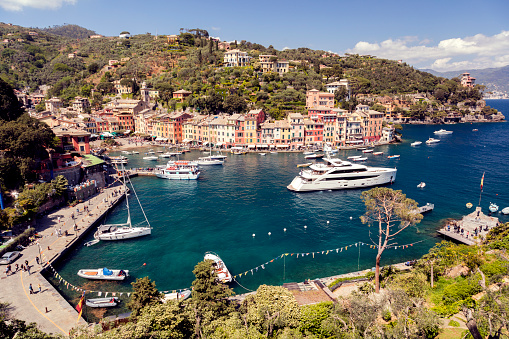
<box><xmin>94</xmin><ymin>165</ymin><xmax>152</xmax><ymax>241</ymax></box>
<box><xmin>196</xmin><ymin>133</ymin><xmax>224</xmax><ymax>166</ymax></box>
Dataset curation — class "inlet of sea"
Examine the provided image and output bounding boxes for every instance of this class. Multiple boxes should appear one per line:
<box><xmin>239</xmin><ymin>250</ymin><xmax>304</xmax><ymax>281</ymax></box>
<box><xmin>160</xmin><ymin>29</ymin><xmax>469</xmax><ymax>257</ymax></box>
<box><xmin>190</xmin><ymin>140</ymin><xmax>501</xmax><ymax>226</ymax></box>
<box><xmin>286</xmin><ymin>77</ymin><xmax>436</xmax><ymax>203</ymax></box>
<box><xmin>50</xmin><ymin>99</ymin><xmax>509</xmax><ymax>321</ymax></box>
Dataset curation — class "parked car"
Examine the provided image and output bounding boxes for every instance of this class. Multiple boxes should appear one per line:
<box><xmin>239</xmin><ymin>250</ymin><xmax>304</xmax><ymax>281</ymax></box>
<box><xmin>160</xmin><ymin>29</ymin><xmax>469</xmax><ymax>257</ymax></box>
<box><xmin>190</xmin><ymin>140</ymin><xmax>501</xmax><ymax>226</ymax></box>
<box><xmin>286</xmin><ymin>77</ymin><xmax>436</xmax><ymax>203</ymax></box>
<box><xmin>0</xmin><ymin>251</ymin><xmax>21</xmax><ymax>264</ymax></box>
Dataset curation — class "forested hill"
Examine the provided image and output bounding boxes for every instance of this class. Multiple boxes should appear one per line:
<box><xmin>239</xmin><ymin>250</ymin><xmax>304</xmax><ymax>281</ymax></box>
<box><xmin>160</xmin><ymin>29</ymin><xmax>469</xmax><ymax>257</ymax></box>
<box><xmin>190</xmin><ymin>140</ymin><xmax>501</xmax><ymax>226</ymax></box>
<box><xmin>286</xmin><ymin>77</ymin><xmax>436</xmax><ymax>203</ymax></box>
<box><xmin>0</xmin><ymin>23</ymin><xmax>487</xmax><ymax>119</ymax></box>
<box><xmin>423</xmin><ymin>65</ymin><xmax>509</xmax><ymax>94</ymax></box>
<box><xmin>40</xmin><ymin>24</ymin><xmax>97</xmax><ymax>40</ymax></box>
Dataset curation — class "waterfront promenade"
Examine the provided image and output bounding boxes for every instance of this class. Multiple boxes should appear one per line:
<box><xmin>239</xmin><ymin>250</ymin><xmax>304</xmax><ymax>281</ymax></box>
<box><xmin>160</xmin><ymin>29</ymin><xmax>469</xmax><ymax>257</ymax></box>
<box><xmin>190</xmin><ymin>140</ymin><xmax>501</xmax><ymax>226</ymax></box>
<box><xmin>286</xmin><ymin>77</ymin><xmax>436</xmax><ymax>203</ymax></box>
<box><xmin>0</xmin><ymin>183</ymin><xmax>125</xmax><ymax>336</ymax></box>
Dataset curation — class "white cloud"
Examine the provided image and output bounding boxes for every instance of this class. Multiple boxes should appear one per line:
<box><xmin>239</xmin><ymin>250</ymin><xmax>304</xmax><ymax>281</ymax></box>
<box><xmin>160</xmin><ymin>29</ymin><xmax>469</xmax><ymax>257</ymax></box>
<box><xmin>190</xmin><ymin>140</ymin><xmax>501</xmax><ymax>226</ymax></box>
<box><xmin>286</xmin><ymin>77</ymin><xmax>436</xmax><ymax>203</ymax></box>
<box><xmin>346</xmin><ymin>31</ymin><xmax>509</xmax><ymax>71</ymax></box>
<box><xmin>210</xmin><ymin>26</ymin><xmax>220</xmax><ymax>31</ymax></box>
<box><xmin>0</xmin><ymin>0</ymin><xmax>76</xmax><ymax>11</ymax></box>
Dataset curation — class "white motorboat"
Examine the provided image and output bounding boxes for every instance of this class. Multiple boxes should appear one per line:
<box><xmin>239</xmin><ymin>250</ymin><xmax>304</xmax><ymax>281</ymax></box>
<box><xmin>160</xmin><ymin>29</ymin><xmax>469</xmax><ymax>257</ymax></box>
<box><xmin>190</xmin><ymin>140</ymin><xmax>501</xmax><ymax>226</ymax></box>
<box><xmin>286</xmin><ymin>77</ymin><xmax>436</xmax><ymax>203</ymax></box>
<box><xmin>353</xmin><ymin>157</ymin><xmax>367</xmax><ymax>161</ymax></box>
<box><xmin>373</xmin><ymin>152</ymin><xmax>384</xmax><ymax>155</ymax></box>
<box><xmin>163</xmin><ymin>290</ymin><xmax>192</xmax><ymax>302</ymax></box>
<box><xmin>501</xmin><ymin>207</ymin><xmax>509</xmax><ymax>215</ymax></box>
<box><xmin>110</xmin><ymin>156</ymin><xmax>128</xmax><ymax>165</ymax></box>
<box><xmin>362</xmin><ymin>149</ymin><xmax>374</xmax><ymax>153</ymax></box>
<box><xmin>204</xmin><ymin>252</ymin><xmax>232</xmax><ymax>283</ymax></box>
<box><xmin>121</xmin><ymin>151</ymin><xmax>131</xmax><ymax>155</ymax></box>
<box><xmin>156</xmin><ymin>163</ymin><xmax>200</xmax><ymax>180</ymax></box>
<box><xmin>156</xmin><ymin>150</ymin><xmax>163</xmax><ymax>153</ymax></box>
<box><xmin>411</xmin><ymin>141</ymin><xmax>422</xmax><ymax>146</ymax></box>
<box><xmin>148</xmin><ymin>151</ymin><xmax>155</xmax><ymax>154</ymax></box>
<box><xmin>169</xmin><ymin>152</ymin><xmax>183</xmax><ymax>156</ymax></box>
<box><xmin>357</xmin><ymin>147</ymin><xmax>366</xmax><ymax>151</ymax></box>
<box><xmin>347</xmin><ymin>155</ymin><xmax>362</xmax><ymax>159</ymax></box>
<box><xmin>77</xmin><ymin>268</ymin><xmax>128</xmax><ymax>281</ymax></box>
<box><xmin>270</xmin><ymin>151</ymin><xmax>277</xmax><ymax>154</ymax></box>
<box><xmin>86</xmin><ymin>297</ymin><xmax>119</xmax><ymax>308</ymax></box>
<box><xmin>417</xmin><ymin>182</ymin><xmax>426</xmax><ymax>188</ymax></box>
<box><xmin>287</xmin><ymin>157</ymin><xmax>397</xmax><ymax>192</ymax></box>
<box><xmin>94</xmin><ymin>165</ymin><xmax>152</xmax><ymax>241</ymax></box>
<box><xmin>387</xmin><ymin>155</ymin><xmax>400</xmax><ymax>159</ymax></box>
<box><xmin>210</xmin><ymin>154</ymin><xmax>227</xmax><ymax>161</ymax></box>
<box><xmin>303</xmin><ymin>151</ymin><xmax>315</xmax><ymax>155</ymax></box>
<box><xmin>305</xmin><ymin>153</ymin><xmax>324</xmax><ymax>159</ymax></box>
<box><xmin>159</xmin><ymin>153</ymin><xmax>172</xmax><ymax>158</ymax></box>
<box><xmin>132</xmin><ymin>151</ymin><xmax>139</xmax><ymax>154</ymax></box>
<box><xmin>489</xmin><ymin>203</ymin><xmax>499</xmax><ymax>213</ymax></box>
<box><xmin>197</xmin><ymin>157</ymin><xmax>224</xmax><ymax>166</ymax></box>
<box><xmin>425</xmin><ymin>138</ymin><xmax>440</xmax><ymax>144</ymax></box>
<box><xmin>143</xmin><ymin>156</ymin><xmax>158</xmax><ymax>161</ymax></box>
<box><xmin>434</xmin><ymin>129</ymin><xmax>453</xmax><ymax>135</ymax></box>
<box><xmin>472</xmin><ymin>129</ymin><xmax>478</xmax><ymax>132</ymax></box>
<box><xmin>260</xmin><ymin>153</ymin><xmax>266</xmax><ymax>156</ymax></box>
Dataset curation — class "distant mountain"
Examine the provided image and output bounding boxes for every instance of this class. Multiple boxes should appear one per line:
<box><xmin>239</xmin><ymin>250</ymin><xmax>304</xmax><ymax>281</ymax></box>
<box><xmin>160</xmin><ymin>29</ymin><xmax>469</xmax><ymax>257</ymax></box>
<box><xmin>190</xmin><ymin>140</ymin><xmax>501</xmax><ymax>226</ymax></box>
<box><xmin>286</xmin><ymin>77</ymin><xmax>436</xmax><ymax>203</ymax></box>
<box><xmin>40</xmin><ymin>24</ymin><xmax>96</xmax><ymax>40</ymax></box>
<box><xmin>422</xmin><ymin>65</ymin><xmax>509</xmax><ymax>94</ymax></box>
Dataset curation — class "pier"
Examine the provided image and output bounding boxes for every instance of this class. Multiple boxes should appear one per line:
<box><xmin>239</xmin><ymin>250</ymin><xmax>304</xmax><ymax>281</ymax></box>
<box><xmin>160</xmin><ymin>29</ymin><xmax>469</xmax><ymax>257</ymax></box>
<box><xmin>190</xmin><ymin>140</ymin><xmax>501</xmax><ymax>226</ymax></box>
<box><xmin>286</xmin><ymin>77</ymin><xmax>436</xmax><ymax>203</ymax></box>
<box><xmin>437</xmin><ymin>207</ymin><xmax>499</xmax><ymax>245</ymax></box>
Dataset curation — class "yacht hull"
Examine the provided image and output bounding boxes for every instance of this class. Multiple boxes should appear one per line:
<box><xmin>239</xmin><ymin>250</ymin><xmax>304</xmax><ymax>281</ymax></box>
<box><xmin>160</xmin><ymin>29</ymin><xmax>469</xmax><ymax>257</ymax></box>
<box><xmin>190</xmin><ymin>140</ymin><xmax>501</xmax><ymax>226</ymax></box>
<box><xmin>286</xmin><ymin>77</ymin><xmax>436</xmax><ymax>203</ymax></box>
<box><xmin>95</xmin><ymin>226</ymin><xmax>151</xmax><ymax>240</ymax></box>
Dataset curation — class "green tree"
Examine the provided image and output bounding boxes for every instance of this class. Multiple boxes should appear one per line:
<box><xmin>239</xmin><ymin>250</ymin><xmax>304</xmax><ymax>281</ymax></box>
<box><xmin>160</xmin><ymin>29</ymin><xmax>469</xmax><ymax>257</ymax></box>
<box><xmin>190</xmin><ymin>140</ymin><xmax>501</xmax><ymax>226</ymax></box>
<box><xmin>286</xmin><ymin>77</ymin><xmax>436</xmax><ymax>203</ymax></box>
<box><xmin>191</xmin><ymin>260</ymin><xmax>234</xmax><ymax>338</ymax></box>
<box><xmin>0</xmin><ymin>79</ymin><xmax>24</xmax><ymax>122</ymax></box>
<box><xmin>127</xmin><ymin>277</ymin><xmax>163</xmax><ymax>316</ymax></box>
<box><xmin>223</xmin><ymin>94</ymin><xmax>247</xmax><ymax>114</ymax></box>
<box><xmin>52</xmin><ymin>175</ymin><xmax>68</xmax><ymax>196</ymax></box>
<box><xmin>360</xmin><ymin>188</ymin><xmax>422</xmax><ymax>292</ymax></box>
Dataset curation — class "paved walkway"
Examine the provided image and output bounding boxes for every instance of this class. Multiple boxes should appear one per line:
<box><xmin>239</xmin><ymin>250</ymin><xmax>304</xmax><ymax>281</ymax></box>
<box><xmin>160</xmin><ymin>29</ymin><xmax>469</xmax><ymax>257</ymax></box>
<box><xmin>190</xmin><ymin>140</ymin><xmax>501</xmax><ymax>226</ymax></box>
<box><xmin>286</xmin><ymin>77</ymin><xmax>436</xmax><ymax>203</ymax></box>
<box><xmin>0</xmin><ymin>183</ymin><xmax>125</xmax><ymax>336</ymax></box>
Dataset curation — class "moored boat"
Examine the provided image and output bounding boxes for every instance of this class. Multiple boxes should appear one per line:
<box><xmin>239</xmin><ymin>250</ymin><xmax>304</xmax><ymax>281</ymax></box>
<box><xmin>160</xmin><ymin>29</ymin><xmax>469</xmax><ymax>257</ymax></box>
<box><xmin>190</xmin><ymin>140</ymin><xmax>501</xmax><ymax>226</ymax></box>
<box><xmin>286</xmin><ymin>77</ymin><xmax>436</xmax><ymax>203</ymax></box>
<box><xmin>77</xmin><ymin>268</ymin><xmax>128</xmax><ymax>281</ymax></box>
<box><xmin>305</xmin><ymin>153</ymin><xmax>324</xmax><ymax>159</ymax></box>
<box><xmin>501</xmin><ymin>207</ymin><xmax>509</xmax><ymax>215</ymax></box>
<box><xmin>352</xmin><ymin>157</ymin><xmax>367</xmax><ymax>161</ymax></box>
<box><xmin>373</xmin><ymin>152</ymin><xmax>384</xmax><ymax>155</ymax></box>
<box><xmin>362</xmin><ymin>149</ymin><xmax>374</xmax><ymax>153</ymax></box>
<box><xmin>86</xmin><ymin>297</ymin><xmax>119</xmax><ymax>308</ymax></box>
<box><xmin>347</xmin><ymin>155</ymin><xmax>362</xmax><ymax>159</ymax></box>
<box><xmin>489</xmin><ymin>203</ymin><xmax>499</xmax><ymax>213</ymax></box>
<box><xmin>156</xmin><ymin>163</ymin><xmax>200</xmax><ymax>180</ymax></box>
<box><xmin>204</xmin><ymin>252</ymin><xmax>232</xmax><ymax>283</ymax></box>
<box><xmin>387</xmin><ymin>155</ymin><xmax>400</xmax><ymax>159</ymax></box>
<box><xmin>411</xmin><ymin>141</ymin><xmax>422</xmax><ymax>146</ymax></box>
<box><xmin>143</xmin><ymin>156</ymin><xmax>158</xmax><ymax>161</ymax></box>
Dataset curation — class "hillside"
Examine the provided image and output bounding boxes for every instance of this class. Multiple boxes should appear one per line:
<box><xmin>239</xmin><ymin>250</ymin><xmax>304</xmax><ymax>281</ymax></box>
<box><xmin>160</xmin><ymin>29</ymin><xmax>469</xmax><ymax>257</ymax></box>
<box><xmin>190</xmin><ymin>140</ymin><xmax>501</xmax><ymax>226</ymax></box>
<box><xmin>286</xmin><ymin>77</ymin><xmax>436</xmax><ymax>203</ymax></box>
<box><xmin>423</xmin><ymin>65</ymin><xmax>509</xmax><ymax>94</ymax></box>
<box><xmin>0</xmin><ymin>23</ymin><xmax>490</xmax><ymax>120</ymax></box>
<box><xmin>40</xmin><ymin>24</ymin><xmax>97</xmax><ymax>40</ymax></box>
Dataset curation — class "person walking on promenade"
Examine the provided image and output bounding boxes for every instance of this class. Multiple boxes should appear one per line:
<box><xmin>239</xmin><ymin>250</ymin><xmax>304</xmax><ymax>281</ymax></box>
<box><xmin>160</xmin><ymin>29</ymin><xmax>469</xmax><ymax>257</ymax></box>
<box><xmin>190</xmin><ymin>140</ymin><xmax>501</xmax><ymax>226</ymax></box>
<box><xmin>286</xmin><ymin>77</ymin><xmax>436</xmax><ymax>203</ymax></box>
<box><xmin>27</xmin><ymin>265</ymin><xmax>30</xmax><ymax>275</ymax></box>
<box><xmin>36</xmin><ymin>257</ymin><xmax>40</xmax><ymax>265</ymax></box>
<box><xmin>29</xmin><ymin>284</ymin><xmax>33</xmax><ymax>294</ymax></box>
<box><xmin>25</xmin><ymin>260</ymin><xmax>28</xmax><ymax>267</ymax></box>
<box><xmin>15</xmin><ymin>264</ymin><xmax>18</xmax><ymax>272</ymax></box>
<box><xmin>38</xmin><ymin>284</ymin><xmax>42</xmax><ymax>293</ymax></box>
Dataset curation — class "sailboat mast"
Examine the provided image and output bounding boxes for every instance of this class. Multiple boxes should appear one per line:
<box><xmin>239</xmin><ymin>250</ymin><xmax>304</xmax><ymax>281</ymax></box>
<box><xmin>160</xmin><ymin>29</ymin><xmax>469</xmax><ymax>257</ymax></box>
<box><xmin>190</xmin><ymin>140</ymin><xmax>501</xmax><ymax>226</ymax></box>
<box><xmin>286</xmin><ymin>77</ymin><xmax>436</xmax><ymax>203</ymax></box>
<box><xmin>121</xmin><ymin>163</ymin><xmax>131</xmax><ymax>227</ymax></box>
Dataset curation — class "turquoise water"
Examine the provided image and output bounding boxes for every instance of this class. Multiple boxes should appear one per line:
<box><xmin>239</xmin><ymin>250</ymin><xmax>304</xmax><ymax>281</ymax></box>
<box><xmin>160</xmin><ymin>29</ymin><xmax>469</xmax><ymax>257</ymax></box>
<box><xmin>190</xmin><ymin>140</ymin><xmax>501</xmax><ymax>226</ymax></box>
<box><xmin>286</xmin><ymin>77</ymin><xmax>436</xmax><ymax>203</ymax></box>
<box><xmin>53</xmin><ymin>100</ymin><xmax>509</xmax><ymax>304</ymax></box>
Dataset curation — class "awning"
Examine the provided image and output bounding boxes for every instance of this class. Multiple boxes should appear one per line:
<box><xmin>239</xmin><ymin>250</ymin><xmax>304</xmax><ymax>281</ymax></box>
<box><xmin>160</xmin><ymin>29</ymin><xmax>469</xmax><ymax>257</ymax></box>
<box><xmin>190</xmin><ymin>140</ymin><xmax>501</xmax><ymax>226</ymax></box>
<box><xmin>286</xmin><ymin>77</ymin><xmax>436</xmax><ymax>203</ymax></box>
<box><xmin>182</xmin><ymin>138</ymin><xmax>193</xmax><ymax>143</ymax></box>
<box><xmin>216</xmin><ymin>142</ymin><xmax>224</xmax><ymax>146</ymax></box>
<box><xmin>269</xmin><ymin>145</ymin><xmax>275</xmax><ymax>148</ymax></box>
<box><xmin>256</xmin><ymin>144</ymin><xmax>269</xmax><ymax>148</ymax></box>
<box><xmin>346</xmin><ymin>140</ymin><xmax>364</xmax><ymax>144</ymax></box>
<box><xmin>248</xmin><ymin>145</ymin><xmax>256</xmax><ymax>148</ymax></box>
<box><xmin>155</xmin><ymin>137</ymin><xmax>168</xmax><ymax>141</ymax></box>
<box><xmin>231</xmin><ymin>146</ymin><xmax>244</xmax><ymax>150</ymax></box>
<box><xmin>276</xmin><ymin>144</ymin><xmax>290</xmax><ymax>148</ymax></box>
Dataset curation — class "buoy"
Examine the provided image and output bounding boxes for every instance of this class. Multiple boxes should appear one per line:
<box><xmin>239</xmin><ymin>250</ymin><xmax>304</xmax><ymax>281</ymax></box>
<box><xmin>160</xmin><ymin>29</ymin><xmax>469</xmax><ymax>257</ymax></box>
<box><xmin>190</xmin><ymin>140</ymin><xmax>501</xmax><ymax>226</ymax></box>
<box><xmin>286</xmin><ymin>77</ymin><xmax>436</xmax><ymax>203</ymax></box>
<box><xmin>283</xmin><ymin>228</ymin><xmax>287</xmax><ymax>232</ymax></box>
<box><xmin>268</xmin><ymin>232</ymin><xmax>271</xmax><ymax>236</ymax></box>
<box><xmin>350</xmin><ymin>216</ymin><xmax>353</xmax><ymax>220</ymax></box>
<box><xmin>252</xmin><ymin>234</ymin><xmax>255</xmax><ymax>237</ymax></box>
<box><xmin>304</xmin><ymin>225</ymin><xmax>307</xmax><ymax>229</ymax></box>
<box><xmin>143</xmin><ymin>263</ymin><xmax>146</xmax><ymax>266</ymax></box>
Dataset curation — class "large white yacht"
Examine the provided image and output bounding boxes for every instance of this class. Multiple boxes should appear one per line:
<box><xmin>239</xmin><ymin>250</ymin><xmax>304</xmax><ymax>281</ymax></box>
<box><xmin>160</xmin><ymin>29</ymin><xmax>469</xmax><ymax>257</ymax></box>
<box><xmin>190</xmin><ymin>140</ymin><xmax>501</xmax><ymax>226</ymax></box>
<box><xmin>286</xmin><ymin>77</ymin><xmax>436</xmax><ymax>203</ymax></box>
<box><xmin>156</xmin><ymin>162</ymin><xmax>200</xmax><ymax>180</ymax></box>
<box><xmin>287</xmin><ymin>157</ymin><xmax>397</xmax><ymax>192</ymax></box>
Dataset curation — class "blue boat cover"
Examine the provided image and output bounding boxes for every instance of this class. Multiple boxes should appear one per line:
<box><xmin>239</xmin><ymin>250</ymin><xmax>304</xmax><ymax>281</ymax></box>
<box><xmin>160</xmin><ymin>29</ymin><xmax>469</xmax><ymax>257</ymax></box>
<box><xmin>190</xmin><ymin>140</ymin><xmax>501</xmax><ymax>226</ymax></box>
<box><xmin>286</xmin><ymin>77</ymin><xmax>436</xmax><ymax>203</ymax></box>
<box><xmin>102</xmin><ymin>268</ymin><xmax>113</xmax><ymax>275</ymax></box>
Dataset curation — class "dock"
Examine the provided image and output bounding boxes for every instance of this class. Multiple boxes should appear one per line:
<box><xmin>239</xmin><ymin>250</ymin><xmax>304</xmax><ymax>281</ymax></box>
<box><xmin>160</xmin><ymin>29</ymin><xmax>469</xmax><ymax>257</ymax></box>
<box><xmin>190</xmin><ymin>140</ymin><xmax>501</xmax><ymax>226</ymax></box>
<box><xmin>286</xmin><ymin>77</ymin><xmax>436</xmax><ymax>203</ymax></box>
<box><xmin>437</xmin><ymin>206</ymin><xmax>499</xmax><ymax>245</ymax></box>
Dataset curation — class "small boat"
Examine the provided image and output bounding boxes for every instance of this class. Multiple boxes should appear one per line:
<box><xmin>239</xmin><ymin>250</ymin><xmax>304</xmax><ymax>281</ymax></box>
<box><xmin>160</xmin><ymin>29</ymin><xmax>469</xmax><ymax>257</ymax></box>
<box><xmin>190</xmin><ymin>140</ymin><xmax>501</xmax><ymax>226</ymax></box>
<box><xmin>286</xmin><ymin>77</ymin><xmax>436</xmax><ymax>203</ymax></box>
<box><xmin>387</xmin><ymin>155</ymin><xmax>400</xmax><ymax>159</ymax></box>
<box><xmin>425</xmin><ymin>138</ymin><xmax>440</xmax><ymax>144</ymax></box>
<box><xmin>259</xmin><ymin>153</ymin><xmax>266</xmax><ymax>156</ymax></box>
<box><xmin>169</xmin><ymin>152</ymin><xmax>183</xmax><ymax>156</ymax></box>
<box><xmin>156</xmin><ymin>150</ymin><xmax>163</xmax><ymax>153</ymax></box>
<box><xmin>352</xmin><ymin>157</ymin><xmax>367</xmax><ymax>161</ymax></box>
<box><xmin>132</xmin><ymin>151</ymin><xmax>139</xmax><ymax>154</ymax></box>
<box><xmin>270</xmin><ymin>151</ymin><xmax>278</xmax><ymax>154</ymax></box>
<box><xmin>159</xmin><ymin>153</ymin><xmax>172</xmax><ymax>158</ymax></box>
<box><xmin>77</xmin><ymin>268</ymin><xmax>128</xmax><ymax>281</ymax></box>
<box><xmin>489</xmin><ymin>203</ymin><xmax>499</xmax><ymax>213</ymax></box>
<box><xmin>84</xmin><ymin>239</ymin><xmax>100</xmax><ymax>247</ymax></box>
<box><xmin>204</xmin><ymin>252</ymin><xmax>232</xmax><ymax>283</ymax></box>
<box><xmin>163</xmin><ymin>290</ymin><xmax>192</xmax><ymax>302</ymax></box>
<box><xmin>143</xmin><ymin>156</ymin><xmax>158</xmax><ymax>161</ymax></box>
<box><xmin>373</xmin><ymin>152</ymin><xmax>384</xmax><ymax>155</ymax></box>
<box><xmin>305</xmin><ymin>153</ymin><xmax>324</xmax><ymax>159</ymax></box>
<box><xmin>347</xmin><ymin>155</ymin><xmax>362</xmax><ymax>159</ymax></box>
<box><xmin>148</xmin><ymin>151</ymin><xmax>155</xmax><ymax>154</ymax></box>
<box><xmin>357</xmin><ymin>147</ymin><xmax>366</xmax><ymax>151</ymax></box>
<box><xmin>466</xmin><ymin>202</ymin><xmax>473</xmax><ymax>209</ymax></box>
<box><xmin>472</xmin><ymin>129</ymin><xmax>478</xmax><ymax>132</ymax></box>
<box><xmin>121</xmin><ymin>151</ymin><xmax>131</xmax><ymax>155</ymax></box>
<box><xmin>196</xmin><ymin>157</ymin><xmax>224</xmax><ymax>166</ymax></box>
<box><xmin>434</xmin><ymin>129</ymin><xmax>453</xmax><ymax>135</ymax></box>
<box><xmin>501</xmin><ymin>207</ymin><xmax>509</xmax><ymax>214</ymax></box>
<box><xmin>303</xmin><ymin>151</ymin><xmax>315</xmax><ymax>155</ymax></box>
<box><xmin>417</xmin><ymin>182</ymin><xmax>426</xmax><ymax>188</ymax></box>
<box><xmin>362</xmin><ymin>149</ymin><xmax>374</xmax><ymax>153</ymax></box>
<box><xmin>86</xmin><ymin>297</ymin><xmax>119</xmax><ymax>308</ymax></box>
<box><xmin>210</xmin><ymin>154</ymin><xmax>227</xmax><ymax>160</ymax></box>
<box><xmin>297</xmin><ymin>163</ymin><xmax>312</xmax><ymax>168</ymax></box>
<box><xmin>411</xmin><ymin>141</ymin><xmax>422</xmax><ymax>146</ymax></box>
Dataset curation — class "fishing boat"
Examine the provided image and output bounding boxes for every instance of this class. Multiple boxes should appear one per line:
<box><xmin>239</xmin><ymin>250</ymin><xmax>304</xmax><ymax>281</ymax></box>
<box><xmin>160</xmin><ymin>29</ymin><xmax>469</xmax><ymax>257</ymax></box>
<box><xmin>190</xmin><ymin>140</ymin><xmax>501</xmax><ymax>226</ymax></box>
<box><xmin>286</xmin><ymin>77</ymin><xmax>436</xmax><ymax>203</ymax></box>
<box><xmin>347</xmin><ymin>155</ymin><xmax>362</xmax><ymax>159</ymax></box>
<box><xmin>163</xmin><ymin>290</ymin><xmax>192</xmax><ymax>302</ymax></box>
<box><xmin>305</xmin><ymin>153</ymin><xmax>324</xmax><ymax>159</ymax></box>
<box><xmin>417</xmin><ymin>182</ymin><xmax>426</xmax><ymax>188</ymax></box>
<box><xmin>352</xmin><ymin>157</ymin><xmax>367</xmax><ymax>161</ymax></box>
<box><xmin>77</xmin><ymin>268</ymin><xmax>128</xmax><ymax>281</ymax></box>
<box><xmin>94</xmin><ymin>165</ymin><xmax>152</xmax><ymax>241</ymax></box>
<box><xmin>489</xmin><ymin>203</ymin><xmax>499</xmax><ymax>213</ymax></box>
<box><xmin>362</xmin><ymin>149</ymin><xmax>374</xmax><ymax>153</ymax></box>
<box><xmin>434</xmin><ymin>129</ymin><xmax>453</xmax><ymax>135</ymax></box>
<box><xmin>204</xmin><ymin>252</ymin><xmax>232</xmax><ymax>283</ymax></box>
<box><xmin>387</xmin><ymin>155</ymin><xmax>400</xmax><ymax>159</ymax></box>
<box><xmin>425</xmin><ymin>138</ymin><xmax>440</xmax><ymax>144</ymax></box>
<box><xmin>86</xmin><ymin>297</ymin><xmax>120</xmax><ymax>308</ymax></box>
<box><xmin>373</xmin><ymin>152</ymin><xmax>384</xmax><ymax>155</ymax></box>
<box><xmin>411</xmin><ymin>141</ymin><xmax>422</xmax><ymax>146</ymax></box>
<box><xmin>143</xmin><ymin>156</ymin><xmax>158</xmax><ymax>161</ymax></box>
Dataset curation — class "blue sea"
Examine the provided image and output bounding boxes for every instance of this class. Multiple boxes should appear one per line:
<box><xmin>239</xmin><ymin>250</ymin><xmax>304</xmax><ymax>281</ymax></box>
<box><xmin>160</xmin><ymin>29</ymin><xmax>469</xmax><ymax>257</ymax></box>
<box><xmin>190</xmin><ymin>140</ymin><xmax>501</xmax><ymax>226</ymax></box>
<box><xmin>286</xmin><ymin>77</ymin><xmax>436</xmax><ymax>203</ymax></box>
<box><xmin>51</xmin><ymin>99</ymin><xmax>509</xmax><ymax>318</ymax></box>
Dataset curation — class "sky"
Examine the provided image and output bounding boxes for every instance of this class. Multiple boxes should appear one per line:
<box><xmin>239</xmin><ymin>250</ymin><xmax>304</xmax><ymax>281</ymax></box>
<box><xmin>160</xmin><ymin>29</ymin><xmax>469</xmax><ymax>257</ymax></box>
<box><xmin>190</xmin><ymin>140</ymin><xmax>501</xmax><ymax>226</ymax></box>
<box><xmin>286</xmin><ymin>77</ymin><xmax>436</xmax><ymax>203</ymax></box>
<box><xmin>1</xmin><ymin>0</ymin><xmax>509</xmax><ymax>72</ymax></box>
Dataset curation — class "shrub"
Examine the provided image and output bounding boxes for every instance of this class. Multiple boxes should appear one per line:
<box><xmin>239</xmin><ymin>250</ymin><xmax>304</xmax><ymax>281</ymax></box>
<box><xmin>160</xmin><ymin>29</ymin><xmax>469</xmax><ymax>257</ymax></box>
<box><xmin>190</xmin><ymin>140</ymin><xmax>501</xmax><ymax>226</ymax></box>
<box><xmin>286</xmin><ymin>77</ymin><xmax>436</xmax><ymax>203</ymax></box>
<box><xmin>480</xmin><ymin>260</ymin><xmax>509</xmax><ymax>279</ymax></box>
<box><xmin>382</xmin><ymin>309</ymin><xmax>392</xmax><ymax>322</ymax></box>
<box><xmin>448</xmin><ymin>320</ymin><xmax>460</xmax><ymax>327</ymax></box>
<box><xmin>299</xmin><ymin>302</ymin><xmax>333</xmax><ymax>337</ymax></box>
<box><xmin>442</xmin><ymin>277</ymin><xmax>481</xmax><ymax>305</ymax></box>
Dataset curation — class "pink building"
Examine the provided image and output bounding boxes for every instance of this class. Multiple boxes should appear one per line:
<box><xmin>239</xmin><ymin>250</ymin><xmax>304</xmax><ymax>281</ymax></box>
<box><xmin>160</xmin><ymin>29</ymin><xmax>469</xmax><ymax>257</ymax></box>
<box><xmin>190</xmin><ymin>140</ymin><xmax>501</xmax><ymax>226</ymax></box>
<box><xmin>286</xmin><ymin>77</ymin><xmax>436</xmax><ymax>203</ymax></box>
<box><xmin>460</xmin><ymin>73</ymin><xmax>476</xmax><ymax>88</ymax></box>
<box><xmin>306</xmin><ymin>89</ymin><xmax>334</xmax><ymax>109</ymax></box>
